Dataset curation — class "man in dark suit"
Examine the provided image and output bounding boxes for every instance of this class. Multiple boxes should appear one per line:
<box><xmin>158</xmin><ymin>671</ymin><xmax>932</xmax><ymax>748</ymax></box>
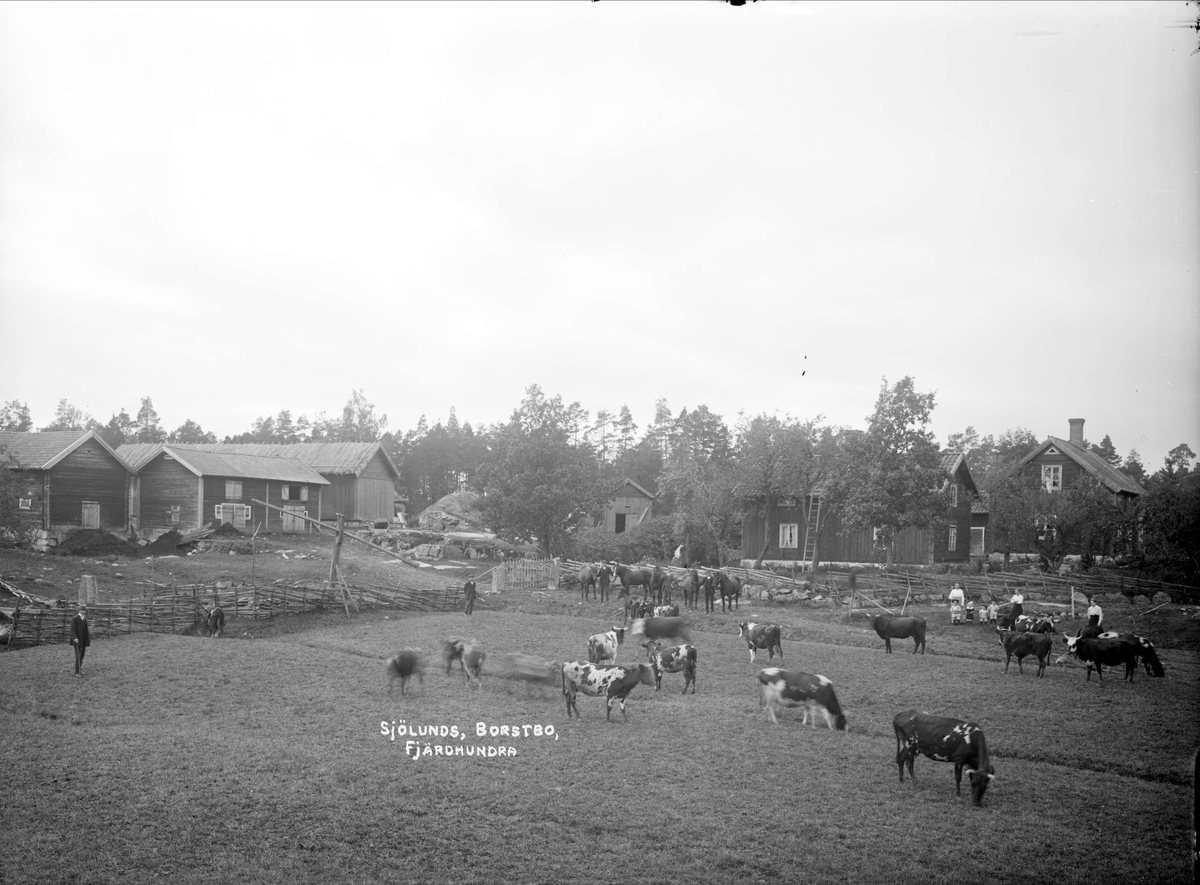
<box><xmin>70</xmin><ymin>604</ymin><xmax>90</xmax><ymax>677</ymax></box>
<box><xmin>463</xmin><ymin>580</ymin><xmax>477</xmax><ymax>616</ymax></box>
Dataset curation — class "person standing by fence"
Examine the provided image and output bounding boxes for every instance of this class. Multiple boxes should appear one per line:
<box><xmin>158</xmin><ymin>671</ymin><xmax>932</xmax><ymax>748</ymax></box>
<box><xmin>463</xmin><ymin>580</ymin><xmax>477</xmax><ymax>616</ymax></box>
<box><xmin>1087</xmin><ymin>599</ymin><xmax>1103</xmax><ymax>629</ymax></box>
<box><xmin>70</xmin><ymin>604</ymin><xmax>90</xmax><ymax>677</ymax></box>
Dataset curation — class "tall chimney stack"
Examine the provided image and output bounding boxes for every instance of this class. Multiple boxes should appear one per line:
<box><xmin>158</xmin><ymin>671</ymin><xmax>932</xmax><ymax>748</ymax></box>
<box><xmin>1068</xmin><ymin>418</ymin><xmax>1085</xmax><ymax>447</ymax></box>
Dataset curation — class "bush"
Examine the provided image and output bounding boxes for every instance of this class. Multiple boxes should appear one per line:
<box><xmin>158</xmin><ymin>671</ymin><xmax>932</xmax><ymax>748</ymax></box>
<box><xmin>564</xmin><ymin>516</ymin><xmax>677</xmax><ymax>565</ymax></box>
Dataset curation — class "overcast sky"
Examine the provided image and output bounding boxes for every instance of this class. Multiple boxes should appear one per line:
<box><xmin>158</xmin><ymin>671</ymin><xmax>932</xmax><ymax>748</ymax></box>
<box><xmin>2</xmin><ymin>1</ymin><xmax>1197</xmax><ymax>468</ymax></box>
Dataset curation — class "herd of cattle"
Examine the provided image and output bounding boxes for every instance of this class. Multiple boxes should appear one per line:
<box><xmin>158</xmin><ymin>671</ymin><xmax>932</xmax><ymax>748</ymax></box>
<box><xmin>367</xmin><ymin>564</ymin><xmax>1166</xmax><ymax>809</ymax></box>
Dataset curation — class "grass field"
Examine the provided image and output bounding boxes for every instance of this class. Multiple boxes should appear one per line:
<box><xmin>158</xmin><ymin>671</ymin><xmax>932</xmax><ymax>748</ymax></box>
<box><xmin>2</xmin><ymin>579</ymin><xmax>1197</xmax><ymax>885</ymax></box>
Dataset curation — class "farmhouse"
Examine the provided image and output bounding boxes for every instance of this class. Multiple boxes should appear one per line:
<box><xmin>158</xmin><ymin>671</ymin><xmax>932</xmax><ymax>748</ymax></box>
<box><xmin>741</xmin><ymin>451</ymin><xmax>981</xmax><ymax>568</ymax></box>
<box><xmin>0</xmin><ymin>430</ymin><xmax>133</xmax><ymax>534</ymax></box>
<box><xmin>164</xmin><ymin>442</ymin><xmax>401</xmax><ymax>525</ymax></box>
<box><xmin>118</xmin><ymin>444</ymin><xmax>329</xmax><ymax>534</ymax></box>
<box><xmin>601</xmin><ymin>478</ymin><xmax>655</xmax><ymax>534</ymax></box>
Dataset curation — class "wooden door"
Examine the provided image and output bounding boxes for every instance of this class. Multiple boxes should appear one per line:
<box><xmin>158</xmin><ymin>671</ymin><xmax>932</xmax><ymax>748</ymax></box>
<box><xmin>82</xmin><ymin>502</ymin><xmax>100</xmax><ymax>529</ymax></box>
<box><xmin>282</xmin><ymin>505</ymin><xmax>306</xmax><ymax>534</ymax></box>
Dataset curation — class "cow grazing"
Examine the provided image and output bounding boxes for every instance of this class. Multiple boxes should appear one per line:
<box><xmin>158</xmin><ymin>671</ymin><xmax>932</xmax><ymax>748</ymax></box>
<box><xmin>738</xmin><ymin>622</ymin><xmax>784</xmax><ymax>664</ymax></box>
<box><xmin>629</xmin><ymin>617</ymin><xmax>690</xmax><ymax>644</ymax></box>
<box><xmin>712</xmin><ymin>572</ymin><xmax>743</xmax><ymax>612</ymax></box>
<box><xmin>385</xmin><ymin>649</ymin><xmax>425</xmax><ymax>696</ymax></box>
<box><xmin>1061</xmin><ymin>635</ymin><xmax>1140</xmax><ymax>682</ymax></box>
<box><xmin>1096</xmin><ymin>631</ymin><xmax>1165</xmax><ymax>677</ymax></box>
<box><xmin>561</xmin><ymin>661</ymin><xmax>657</xmax><ymax>721</ymax></box>
<box><xmin>893</xmin><ymin>710</ymin><xmax>995</xmax><ymax>806</ymax></box>
<box><xmin>204</xmin><ymin>606</ymin><xmax>226</xmax><ymax>638</ymax></box>
<box><xmin>443</xmin><ymin>637</ymin><xmax>485</xmax><ymax>687</ymax></box>
<box><xmin>645</xmin><ymin>640</ymin><xmax>697</xmax><ymax>693</ymax></box>
<box><xmin>587</xmin><ymin>627</ymin><xmax>626</xmax><ymax>666</ymax></box>
<box><xmin>654</xmin><ymin>604</ymin><xmax>680</xmax><ymax>618</ymax></box>
<box><xmin>870</xmin><ymin>614</ymin><xmax>927</xmax><ymax>654</ymax></box>
<box><xmin>757</xmin><ymin>668</ymin><xmax>846</xmax><ymax>730</ymax></box>
<box><xmin>996</xmin><ymin>628</ymin><xmax>1053</xmax><ymax>677</ymax></box>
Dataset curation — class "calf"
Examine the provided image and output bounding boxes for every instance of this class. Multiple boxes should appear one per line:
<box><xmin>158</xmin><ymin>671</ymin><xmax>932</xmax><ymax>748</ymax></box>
<box><xmin>561</xmin><ymin>661</ymin><xmax>656</xmax><ymax>721</ymax></box>
<box><xmin>654</xmin><ymin>604</ymin><xmax>680</xmax><ymax>618</ymax></box>
<box><xmin>644</xmin><ymin>640</ymin><xmax>697</xmax><ymax>694</ymax></box>
<box><xmin>587</xmin><ymin>627</ymin><xmax>625</xmax><ymax>666</ymax></box>
<box><xmin>628</xmin><ymin>617</ymin><xmax>690</xmax><ymax>644</ymax></box>
<box><xmin>893</xmin><ymin>710</ymin><xmax>995</xmax><ymax>806</ymax></box>
<box><xmin>757</xmin><ymin>668</ymin><xmax>846</xmax><ymax>730</ymax></box>
<box><xmin>204</xmin><ymin>606</ymin><xmax>226</xmax><ymax>638</ymax></box>
<box><xmin>1061</xmin><ymin>635</ymin><xmax>1140</xmax><ymax>682</ymax></box>
<box><xmin>385</xmin><ymin>648</ymin><xmax>425</xmax><ymax>695</ymax></box>
<box><xmin>738</xmin><ymin>622</ymin><xmax>784</xmax><ymax>664</ymax></box>
<box><xmin>996</xmin><ymin>628</ymin><xmax>1053</xmax><ymax>677</ymax></box>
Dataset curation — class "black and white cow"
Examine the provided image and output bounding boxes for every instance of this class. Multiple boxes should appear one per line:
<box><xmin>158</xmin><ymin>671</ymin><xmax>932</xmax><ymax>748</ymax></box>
<box><xmin>587</xmin><ymin>627</ymin><xmax>626</xmax><ymax>666</ymax></box>
<box><xmin>1096</xmin><ymin>631</ymin><xmax>1165</xmax><ymax>677</ymax></box>
<box><xmin>1059</xmin><ymin>635</ymin><xmax>1140</xmax><ymax>682</ymax></box>
<box><xmin>644</xmin><ymin>640</ymin><xmax>697</xmax><ymax>694</ymax></box>
<box><xmin>1014</xmin><ymin>614</ymin><xmax>1058</xmax><ymax>634</ymax></box>
<box><xmin>654</xmin><ymin>604</ymin><xmax>679</xmax><ymax>618</ymax></box>
<box><xmin>561</xmin><ymin>662</ymin><xmax>657</xmax><ymax>721</ymax></box>
<box><xmin>205</xmin><ymin>606</ymin><xmax>226</xmax><ymax>638</ymax></box>
<box><xmin>628</xmin><ymin>617</ymin><xmax>690</xmax><ymax>644</ymax></box>
<box><xmin>892</xmin><ymin>710</ymin><xmax>995</xmax><ymax>806</ymax></box>
<box><xmin>738</xmin><ymin>622</ymin><xmax>783</xmax><ymax>664</ymax></box>
<box><xmin>996</xmin><ymin>628</ymin><xmax>1053</xmax><ymax>677</ymax></box>
<box><xmin>385</xmin><ymin>648</ymin><xmax>425</xmax><ymax>696</ymax></box>
<box><xmin>757</xmin><ymin>668</ymin><xmax>846</xmax><ymax>730</ymax></box>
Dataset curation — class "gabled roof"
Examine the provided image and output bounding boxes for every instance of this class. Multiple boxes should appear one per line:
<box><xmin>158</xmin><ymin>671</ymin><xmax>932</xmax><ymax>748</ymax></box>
<box><xmin>127</xmin><ymin>445</ymin><xmax>329</xmax><ymax>484</ymax></box>
<box><xmin>1016</xmin><ymin>437</ymin><xmax>1147</xmax><ymax>496</ymax></box>
<box><xmin>940</xmin><ymin>451</ymin><xmax>980</xmax><ymax>496</ymax></box>
<box><xmin>0</xmin><ymin>430</ymin><xmax>132</xmax><ymax>473</ymax></box>
<box><xmin>619</xmin><ymin>477</ymin><xmax>657</xmax><ymax>499</ymax></box>
<box><xmin>166</xmin><ymin>442</ymin><xmax>400</xmax><ymax>478</ymax></box>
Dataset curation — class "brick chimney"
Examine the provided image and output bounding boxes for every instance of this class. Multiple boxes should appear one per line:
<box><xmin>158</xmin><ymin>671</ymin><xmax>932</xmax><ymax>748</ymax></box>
<box><xmin>1068</xmin><ymin>418</ymin><xmax>1085</xmax><ymax>447</ymax></box>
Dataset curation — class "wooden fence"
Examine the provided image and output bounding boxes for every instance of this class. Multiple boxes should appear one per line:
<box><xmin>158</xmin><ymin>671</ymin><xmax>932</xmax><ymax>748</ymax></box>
<box><xmin>489</xmin><ymin>558</ymin><xmax>560</xmax><ymax>594</ymax></box>
<box><xmin>1</xmin><ymin>579</ymin><xmax>462</xmax><ymax>651</ymax></box>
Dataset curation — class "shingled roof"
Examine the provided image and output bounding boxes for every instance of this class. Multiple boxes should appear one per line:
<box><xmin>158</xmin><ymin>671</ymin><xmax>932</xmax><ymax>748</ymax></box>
<box><xmin>1</xmin><ymin>430</ymin><xmax>132</xmax><ymax>472</ymax></box>
<box><xmin>164</xmin><ymin>442</ymin><xmax>399</xmax><ymax>478</ymax></box>
<box><xmin>1015</xmin><ymin>436</ymin><xmax>1147</xmax><ymax>497</ymax></box>
<box><xmin>117</xmin><ymin>444</ymin><xmax>328</xmax><ymax>484</ymax></box>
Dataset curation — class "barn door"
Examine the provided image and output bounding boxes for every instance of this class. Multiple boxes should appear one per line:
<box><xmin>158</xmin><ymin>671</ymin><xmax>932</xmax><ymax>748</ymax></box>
<box><xmin>82</xmin><ymin>502</ymin><xmax>100</xmax><ymax>529</ymax></box>
<box><xmin>282</xmin><ymin>505</ymin><xmax>305</xmax><ymax>534</ymax></box>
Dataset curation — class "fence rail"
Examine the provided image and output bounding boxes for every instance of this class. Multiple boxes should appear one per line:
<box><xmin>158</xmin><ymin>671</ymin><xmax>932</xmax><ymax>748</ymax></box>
<box><xmin>490</xmin><ymin>558</ymin><xmax>560</xmax><ymax>594</ymax></box>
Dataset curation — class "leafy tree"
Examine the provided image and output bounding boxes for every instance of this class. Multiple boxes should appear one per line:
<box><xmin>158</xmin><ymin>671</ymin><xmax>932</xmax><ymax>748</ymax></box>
<box><xmin>587</xmin><ymin>409</ymin><xmax>614</xmax><ymax>463</ymax></box>
<box><xmin>474</xmin><ymin>385</ymin><xmax>604</xmax><ymax>556</ymax></box>
<box><xmin>832</xmin><ymin>377</ymin><xmax>949</xmax><ymax>567</ymax></box>
<box><xmin>946</xmin><ymin>425</ymin><xmax>1039</xmax><ymax>490</ymax></box>
<box><xmin>134</xmin><ymin>396</ymin><xmax>167</xmax><ymax>443</ymax></box>
<box><xmin>1139</xmin><ymin>474</ymin><xmax>1200</xmax><ymax>583</ymax></box>
<box><xmin>336</xmin><ymin>389</ymin><xmax>388</xmax><ymax>442</ymax></box>
<box><xmin>660</xmin><ymin>416</ymin><xmax>741</xmax><ymax>567</ymax></box>
<box><xmin>168</xmin><ymin>419</ymin><xmax>217</xmax><ymax>444</ymax></box>
<box><xmin>0</xmin><ymin>400</ymin><xmax>32</xmax><ymax>432</ymax></box>
<box><xmin>39</xmin><ymin>399</ymin><xmax>93</xmax><ymax>432</ymax></box>
<box><xmin>390</xmin><ymin>410</ymin><xmax>488</xmax><ymax>515</ymax></box>
<box><xmin>0</xmin><ymin>443</ymin><xmax>23</xmax><ymax>541</ymax></box>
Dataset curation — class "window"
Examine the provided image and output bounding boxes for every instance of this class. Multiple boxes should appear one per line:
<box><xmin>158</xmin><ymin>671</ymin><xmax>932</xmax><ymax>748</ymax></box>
<box><xmin>779</xmin><ymin>523</ymin><xmax>799</xmax><ymax>549</ymax></box>
<box><xmin>225</xmin><ymin>480</ymin><xmax>243</xmax><ymax>500</ymax></box>
<box><xmin>950</xmin><ymin>484</ymin><xmax>959</xmax><ymax>507</ymax></box>
<box><xmin>215</xmin><ymin>503</ymin><xmax>250</xmax><ymax>528</ymax></box>
<box><xmin>166</xmin><ymin>506</ymin><xmax>180</xmax><ymax>526</ymax></box>
<box><xmin>281</xmin><ymin>484</ymin><xmax>308</xmax><ymax>502</ymax></box>
<box><xmin>948</xmin><ymin>525</ymin><xmax>957</xmax><ymax>552</ymax></box>
<box><xmin>18</xmin><ymin>498</ymin><xmax>31</xmax><ymax>510</ymax></box>
<box><xmin>1041</xmin><ymin>465</ymin><xmax>1062</xmax><ymax>492</ymax></box>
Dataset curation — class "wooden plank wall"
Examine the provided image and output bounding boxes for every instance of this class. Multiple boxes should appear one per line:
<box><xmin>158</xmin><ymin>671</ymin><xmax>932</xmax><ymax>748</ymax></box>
<box><xmin>50</xmin><ymin>446</ymin><xmax>128</xmax><ymax>529</ymax></box>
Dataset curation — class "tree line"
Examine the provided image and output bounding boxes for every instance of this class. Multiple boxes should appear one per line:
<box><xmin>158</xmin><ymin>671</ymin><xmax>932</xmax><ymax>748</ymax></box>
<box><xmin>0</xmin><ymin>382</ymin><xmax>1196</xmax><ymax>583</ymax></box>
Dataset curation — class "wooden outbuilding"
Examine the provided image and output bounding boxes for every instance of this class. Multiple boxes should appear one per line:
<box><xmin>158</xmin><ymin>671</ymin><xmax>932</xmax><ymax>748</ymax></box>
<box><xmin>601</xmin><ymin>478</ymin><xmax>655</xmax><ymax>534</ymax></box>
<box><xmin>0</xmin><ymin>430</ymin><xmax>133</xmax><ymax>533</ymax></box>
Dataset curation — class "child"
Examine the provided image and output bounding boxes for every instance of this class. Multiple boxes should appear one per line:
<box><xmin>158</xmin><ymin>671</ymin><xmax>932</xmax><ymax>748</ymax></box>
<box><xmin>987</xmin><ymin>602</ymin><xmax>999</xmax><ymax>625</ymax></box>
<box><xmin>950</xmin><ymin>600</ymin><xmax>963</xmax><ymax>625</ymax></box>
<box><xmin>965</xmin><ymin>599</ymin><xmax>975</xmax><ymax>623</ymax></box>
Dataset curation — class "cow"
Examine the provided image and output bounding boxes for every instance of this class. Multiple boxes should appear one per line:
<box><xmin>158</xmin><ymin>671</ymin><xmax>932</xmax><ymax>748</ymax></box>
<box><xmin>561</xmin><ymin>661</ymin><xmax>657</xmax><ymax>721</ymax></box>
<box><xmin>204</xmin><ymin>606</ymin><xmax>225</xmax><ymax>638</ymax></box>
<box><xmin>869</xmin><ymin>614</ymin><xmax>927</xmax><ymax>654</ymax></box>
<box><xmin>443</xmin><ymin>637</ymin><xmax>485</xmax><ymax>687</ymax></box>
<box><xmin>712</xmin><ymin>572</ymin><xmax>743</xmax><ymax>612</ymax></box>
<box><xmin>996</xmin><ymin>628</ymin><xmax>1053</xmax><ymax>677</ymax></box>
<box><xmin>738</xmin><ymin>622</ymin><xmax>783</xmax><ymax>664</ymax></box>
<box><xmin>385</xmin><ymin>648</ymin><xmax>425</xmax><ymax>696</ymax></box>
<box><xmin>442</xmin><ymin>636</ymin><xmax>475</xmax><ymax>673</ymax></box>
<box><xmin>680</xmin><ymin>569</ymin><xmax>701</xmax><ymax>609</ymax></box>
<box><xmin>587</xmin><ymin>627</ymin><xmax>625</xmax><ymax>666</ymax></box>
<box><xmin>650</xmin><ymin>566</ymin><xmax>672</xmax><ymax>604</ymax></box>
<box><xmin>1060</xmin><ymin>635</ymin><xmax>1139</xmax><ymax>682</ymax></box>
<box><xmin>628</xmin><ymin>617</ymin><xmax>690</xmax><ymax>644</ymax></box>
<box><xmin>628</xmin><ymin>600</ymin><xmax>655</xmax><ymax>621</ymax></box>
<box><xmin>1014</xmin><ymin>614</ymin><xmax>1057</xmax><ymax>634</ymax></box>
<box><xmin>1096</xmin><ymin>631</ymin><xmax>1165</xmax><ymax>677</ymax></box>
<box><xmin>612</xmin><ymin>564</ymin><xmax>654</xmax><ymax>600</ymax></box>
<box><xmin>644</xmin><ymin>640</ymin><xmax>697</xmax><ymax>694</ymax></box>
<box><xmin>757</xmin><ymin>668</ymin><xmax>847</xmax><ymax>730</ymax></box>
<box><xmin>493</xmin><ymin>653</ymin><xmax>559</xmax><ymax>695</ymax></box>
<box><xmin>654</xmin><ymin>604</ymin><xmax>680</xmax><ymax>618</ymax></box>
<box><xmin>893</xmin><ymin>710</ymin><xmax>995</xmax><ymax>806</ymax></box>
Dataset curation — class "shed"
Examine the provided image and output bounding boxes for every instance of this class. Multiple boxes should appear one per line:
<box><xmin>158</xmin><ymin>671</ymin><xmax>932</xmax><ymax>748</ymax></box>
<box><xmin>601</xmin><ymin>478</ymin><xmax>655</xmax><ymax>534</ymax></box>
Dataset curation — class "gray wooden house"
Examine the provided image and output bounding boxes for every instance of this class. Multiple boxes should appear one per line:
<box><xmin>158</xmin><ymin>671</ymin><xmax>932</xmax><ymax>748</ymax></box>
<box><xmin>0</xmin><ymin>430</ymin><xmax>133</xmax><ymax>534</ymax></box>
<box><xmin>601</xmin><ymin>478</ymin><xmax>656</xmax><ymax>534</ymax></box>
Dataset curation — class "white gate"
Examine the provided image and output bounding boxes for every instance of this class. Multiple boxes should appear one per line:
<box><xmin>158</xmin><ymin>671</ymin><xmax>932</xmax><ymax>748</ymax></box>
<box><xmin>491</xmin><ymin>558</ymin><xmax>560</xmax><ymax>594</ymax></box>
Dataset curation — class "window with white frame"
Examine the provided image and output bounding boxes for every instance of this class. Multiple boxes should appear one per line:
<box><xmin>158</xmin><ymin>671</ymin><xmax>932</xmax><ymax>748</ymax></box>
<box><xmin>948</xmin><ymin>525</ymin><xmax>957</xmax><ymax>552</ymax></box>
<box><xmin>281</xmin><ymin>484</ymin><xmax>308</xmax><ymax>502</ymax></box>
<box><xmin>950</xmin><ymin>484</ymin><xmax>958</xmax><ymax>507</ymax></box>
<box><xmin>215</xmin><ymin>503</ymin><xmax>250</xmax><ymax>528</ymax></box>
<box><xmin>1041</xmin><ymin>465</ymin><xmax>1062</xmax><ymax>492</ymax></box>
<box><xmin>19</xmin><ymin>498</ymin><xmax>31</xmax><ymax>510</ymax></box>
<box><xmin>166</xmin><ymin>506</ymin><xmax>180</xmax><ymax>525</ymax></box>
<box><xmin>779</xmin><ymin>523</ymin><xmax>799</xmax><ymax>549</ymax></box>
<box><xmin>225</xmin><ymin>480</ymin><xmax>243</xmax><ymax>500</ymax></box>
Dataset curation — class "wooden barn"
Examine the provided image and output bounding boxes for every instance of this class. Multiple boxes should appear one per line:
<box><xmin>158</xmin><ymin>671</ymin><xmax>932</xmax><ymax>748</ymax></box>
<box><xmin>0</xmin><ymin>430</ymin><xmax>133</xmax><ymax>534</ymax></box>
<box><xmin>601</xmin><ymin>478</ymin><xmax>655</xmax><ymax>534</ymax></box>
<box><xmin>118</xmin><ymin>444</ymin><xmax>329</xmax><ymax>534</ymax></box>
<box><xmin>161</xmin><ymin>442</ymin><xmax>401</xmax><ymax>525</ymax></box>
<box><xmin>740</xmin><ymin>452</ymin><xmax>980</xmax><ymax>568</ymax></box>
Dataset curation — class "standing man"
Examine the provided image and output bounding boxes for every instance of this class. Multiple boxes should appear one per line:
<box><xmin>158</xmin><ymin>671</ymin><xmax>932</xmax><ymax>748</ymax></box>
<box><xmin>463</xmin><ymin>580</ymin><xmax>477</xmax><ymax>616</ymax></box>
<box><xmin>70</xmin><ymin>604</ymin><xmax>90</xmax><ymax>677</ymax></box>
<box><xmin>1086</xmin><ymin>598</ymin><xmax>1103</xmax><ymax>629</ymax></box>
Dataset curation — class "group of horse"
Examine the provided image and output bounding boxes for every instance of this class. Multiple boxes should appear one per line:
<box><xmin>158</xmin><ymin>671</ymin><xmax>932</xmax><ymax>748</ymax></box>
<box><xmin>577</xmin><ymin>562</ymin><xmax>747</xmax><ymax>621</ymax></box>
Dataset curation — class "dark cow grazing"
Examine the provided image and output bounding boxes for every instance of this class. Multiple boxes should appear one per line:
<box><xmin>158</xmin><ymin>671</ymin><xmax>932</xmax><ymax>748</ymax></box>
<box><xmin>385</xmin><ymin>649</ymin><xmax>425</xmax><ymax>696</ymax></box>
<box><xmin>712</xmin><ymin>572</ymin><xmax>743</xmax><ymax>612</ymax></box>
<box><xmin>204</xmin><ymin>606</ymin><xmax>225</xmax><ymax>638</ymax></box>
<box><xmin>738</xmin><ymin>622</ymin><xmax>783</xmax><ymax>664</ymax></box>
<box><xmin>654</xmin><ymin>604</ymin><xmax>679</xmax><ymax>618</ymax></box>
<box><xmin>587</xmin><ymin>627</ymin><xmax>626</xmax><ymax>666</ymax></box>
<box><xmin>757</xmin><ymin>668</ymin><xmax>846</xmax><ymax>730</ymax></box>
<box><xmin>645</xmin><ymin>640</ymin><xmax>697</xmax><ymax>693</ymax></box>
<box><xmin>561</xmin><ymin>661</ymin><xmax>657</xmax><ymax>720</ymax></box>
<box><xmin>870</xmin><ymin>614</ymin><xmax>927</xmax><ymax>654</ymax></box>
<box><xmin>680</xmin><ymin>569</ymin><xmax>701</xmax><ymax>609</ymax></box>
<box><xmin>996</xmin><ymin>628</ymin><xmax>1053</xmax><ymax>677</ymax></box>
<box><xmin>702</xmin><ymin>572</ymin><xmax>716</xmax><ymax>614</ymax></box>
<box><xmin>893</xmin><ymin>710</ymin><xmax>995</xmax><ymax>806</ymax></box>
<box><xmin>613</xmin><ymin>564</ymin><xmax>654</xmax><ymax>599</ymax></box>
<box><xmin>443</xmin><ymin>637</ymin><xmax>485</xmax><ymax>687</ymax></box>
<box><xmin>629</xmin><ymin>617</ymin><xmax>690</xmax><ymax>644</ymax></box>
<box><xmin>1061</xmin><ymin>635</ymin><xmax>1142</xmax><ymax>682</ymax></box>
<box><xmin>493</xmin><ymin>653</ymin><xmax>559</xmax><ymax>694</ymax></box>
<box><xmin>1096</xmin><ymin>631</ymin><xmax>1165</xmax><ymax>677</ymax></box>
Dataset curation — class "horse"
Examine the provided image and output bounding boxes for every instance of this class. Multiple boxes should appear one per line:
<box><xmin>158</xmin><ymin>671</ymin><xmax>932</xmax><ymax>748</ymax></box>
<box><xmin>712</xmin><ymin>572</ymin><xmax>743</xmax><ymax>612</ymax></box>
<box><xmin>612</xmin><ymin>564</ymin><xmax>654</xmax><ymax>601</ymax></box>
<box><xmin>650</xmin><ymin>566</ymin><xmax>672</xmax><ymax>604</ymax></box>
<box><xmin>680</xmin><ymin>569</ymin><xmax>701</xmax><ymax>609</ymax></box>
<box><xmin>579</xmin><ymin>564</ymin><xmax>600</xmax><ymax>603</ymax></box>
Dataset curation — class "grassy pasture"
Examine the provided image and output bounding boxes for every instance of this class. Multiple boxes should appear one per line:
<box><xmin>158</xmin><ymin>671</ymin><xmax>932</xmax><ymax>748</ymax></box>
<box><xmin>1</xmin><ymin>601</ymin><xmax>1196</xmax><ymax>885</ymax></box>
